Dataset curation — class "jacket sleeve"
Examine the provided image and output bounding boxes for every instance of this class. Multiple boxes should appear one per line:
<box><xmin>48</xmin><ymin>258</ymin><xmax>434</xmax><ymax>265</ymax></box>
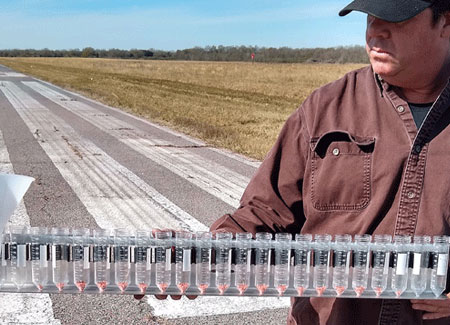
<box><xmin>210</xmin><ymin>107</ymin><xmax>310</xmax><ymax>236</ymax></box>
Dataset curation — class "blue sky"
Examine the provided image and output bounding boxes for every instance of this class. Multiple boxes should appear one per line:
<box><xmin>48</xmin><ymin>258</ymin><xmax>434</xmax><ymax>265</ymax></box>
<box><xmin>0</xmin><ymin>0</ymin><xmax>367</xmax><ymax>50</ymax></box>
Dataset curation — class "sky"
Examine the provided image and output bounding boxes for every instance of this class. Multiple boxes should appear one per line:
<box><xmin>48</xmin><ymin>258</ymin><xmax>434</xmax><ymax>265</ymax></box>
<box><xmin>0</xmin><ymin>0</ymin><xmax>367</xmax><ymax>51</ymax></box>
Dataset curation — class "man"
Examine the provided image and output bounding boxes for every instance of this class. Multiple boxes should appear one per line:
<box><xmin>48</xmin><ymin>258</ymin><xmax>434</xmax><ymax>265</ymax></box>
<box><xmin>211</xmin><ymin>0</ymin><xmax>450</xmax><ymax>323</ymax></box>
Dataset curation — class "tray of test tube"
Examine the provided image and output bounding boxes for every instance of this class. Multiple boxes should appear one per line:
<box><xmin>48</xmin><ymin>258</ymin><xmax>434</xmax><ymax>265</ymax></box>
<box><xmin>0</xmin><ymin>226</ymin><xmax>449</xmax><ymax>299</ymax></box>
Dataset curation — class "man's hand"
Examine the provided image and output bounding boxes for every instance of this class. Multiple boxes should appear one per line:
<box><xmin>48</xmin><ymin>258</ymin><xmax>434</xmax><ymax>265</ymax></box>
<box><xmin>411</xmin><ymin>297</ymin><xmax>450</xmax><ymax>320</ymax></box>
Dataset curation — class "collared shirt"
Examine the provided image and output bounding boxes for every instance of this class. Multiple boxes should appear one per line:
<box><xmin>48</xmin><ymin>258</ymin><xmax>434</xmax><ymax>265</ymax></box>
<box><xmin>211</xmin><ymin>65</ymin><xmax>450</xmax><ymax>324</ymax></box>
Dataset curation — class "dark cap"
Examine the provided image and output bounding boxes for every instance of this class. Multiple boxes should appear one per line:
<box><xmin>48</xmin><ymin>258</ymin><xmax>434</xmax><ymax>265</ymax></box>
<box><xmin>339</xmin><ymin>0</ymin><xmax>433</xmax><ymax>23</ymax></box>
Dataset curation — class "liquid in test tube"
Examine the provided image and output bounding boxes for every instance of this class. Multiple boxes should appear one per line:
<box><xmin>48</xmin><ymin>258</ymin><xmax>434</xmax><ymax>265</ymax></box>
<box><xmin>72</xmin><ymin>228</ymin><xmax>91</xmax><ymax>292</ymax></box>
<box><xmin>293</xmin><ymin>234</ymin><xmax>312</xmax><ymax>296</ymax></box>
<box><xmin>332</xmin><ymin>234</ymin><xmax>352</xmax><ymax>296</ymax></box>
<box><xmin>51</xmin><ymin>227</ymin><xmax>70</xmax><ymax>292</ymax></box>
<box><xmin>390</xmin><ymin>235</ymin><xmax>411</xmax><ymax>298</ymax></box>
<box><xmin>93</xmin><ymin>229</ymin><xmax>111</xmax><ymax>292</ymax></box>
<box><xmin>155</xmin><ymin>230</ymin><xmax>172</xmax><ymax>294</ymax></box>
<box><xmin>9</xmin><ymin>226</ymin><xmax>29</xmax><ymax>290</ymax></box>
<box><xmin>196</xmin><ymin>232</ymin><xmax>212</xmax><ymax>294</ymax></box>
<box><xmin>175</xmin><ymin>231</ymin><xmax>193</xmax><ymax>294</ymax></box>
<box><xmin>30</xmin><ymin>227</ymin><xmax>49</xmax><ymax>291</ymax></box>
<box><xmin>313</xmin><ymin>234</ymin><xmax>331</xmax><ymax>296</ymax></box>
<box><xmin>114</xmin><ymin>229</ymin><xmax>131</xmax><ymax>293</ymax></box>
<box><xmin>351</xmin><ymin>234</ymin><xmax>371</xmax><ymax>297</ymax></box>
<box><xmin>215</xmin><ymin>232</ymin><xmax>232</xmax><ymax>295</ymax></box>
<box><xmin>254</xmin><ymin>232</ymin><xmax>272</xmax><ymax>295</ymax></box>
<box><xmin>370</xmin><ymin>235</ymin><xmax>391</xmax><ymax>297</ymax></box>
<box><xmin>274</xmin><ymin>233</ymin><xmax>292</xmax><ymax>296</ymax></box>
<box><xmin>135</xmin><ymin>230</ymin><xmax>151</xmax><ymax>294</ymax></box>
<box><xmin>234</xmin><ymin>233</ymin><xmax>252</xmax><ymax>295</ymax></box>
<box><xmin>430</xmin><ymin>236</ymin><xmax>449</xmax><ymax>297</ymax></box>
<box><xmin>410</xmin><ymin>236</ymin><xmax>431</xmax><ymax>297</ymax></box>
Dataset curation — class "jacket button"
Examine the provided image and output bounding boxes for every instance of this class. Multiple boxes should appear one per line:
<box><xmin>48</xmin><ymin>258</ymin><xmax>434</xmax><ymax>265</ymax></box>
<box><xmin>332</xmin><ymin>148</ymin><xmax>340</xmax><ymax>156</ymax></box>
<box><xmin>407</xmin><ymin>191</ymin><xmax>415</xmax><ymax>199</ymax></box>
<box><xmin>397</xmin><ymin>105</ymin><xmax>405</xmax><ymax>113</ymax></box>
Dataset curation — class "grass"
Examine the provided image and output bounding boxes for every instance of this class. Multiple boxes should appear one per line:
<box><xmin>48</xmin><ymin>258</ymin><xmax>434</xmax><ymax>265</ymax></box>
<box><xmin>0</xmin><ymin>58</ymin><xmax>365</xmax><ymax>160</ymax></box>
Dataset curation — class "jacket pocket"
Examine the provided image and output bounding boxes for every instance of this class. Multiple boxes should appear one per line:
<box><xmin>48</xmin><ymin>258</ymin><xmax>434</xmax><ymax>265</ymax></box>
<box><xmin>310</xmin><ymin>131</ymin><xmax>375</xmax><ymax>211</ymax></box>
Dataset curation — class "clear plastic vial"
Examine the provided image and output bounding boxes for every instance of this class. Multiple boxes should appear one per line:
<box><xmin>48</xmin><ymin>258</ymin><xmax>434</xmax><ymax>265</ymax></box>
<box><xmin>30</xmin><ymin>227</ymin><xmax>49</xmax><ymax>291</ymax></box>
<box><xmin>51</xmin><ymin>227</ymin><xmax>70</xmax><ymax>292</ymax></box>
<box><xmin>72</xmin><ymin>228</ymin><xmax>90</xmax><ymax>292</ymax></box>
<box><xmin>430</xmin><ymin>236</ymin><xmax>449</xmax><ymax>297</ymax></box>
<box><xmin>155</xmin><ymin>230</ymin><xmax>172</xmax><ymax>293</ymax></box>
<box><xmin>215</xmin><ymin>232</ymin><xmax>233</xmax><ymax>295</ymax></box>
<box><xmin>294</xmin><ymin>234</ymin><xmax>312</xmax><ymax>296</ymax></box>
<box><xmin>274</xmin><ymin>233</ymin><xmax>292</xmax><ymax>296</ymax></box>
<box><xmin>0</xmin><ymin>231</ymin><xmax>7</xmax><ymax>286</ymax></box>
<box><xmin>313</xmin><ymin>234</ymin><xmax>331</xmax><ymax>296</ymax></box>
<box><xmin>195</xmin><ymin>232</ymin><xmax>212</xmax><ymax>294</ymax></box>
<box><xmin>390</xmin><ymin>235</ymin><xmax>411</xmax><ymax>298</ymax></box>
<box><xmin>410</xmin><ymin>236</ymin><xmax>431</xmax><ymax>297</ymax></box>
<box><xmin>332</xmin><ymin>234</ymin><xmax>352</xmax><ymax>296</ymax></box>
<box><xmin>93</xmin><ymin>229</ymin><xmax>111</xmax><ymax>292</ymax></box>
<box><xmin>135</xmin><ymin>230</ymin><xmax>151</xmax><ymax>294</ymax></box>
<box><xmin>114</xmin><ymin>229</ymin><xmax>131</xmax><ymax>293</ymax></box>
<box><xmin>370</xmin><ymin>234</ymin><xmax>392</xmax><ymax>297</ymax></box>
<box><xmin>9</xmin><ymin>226</ymin><xmax>29</xmax><ymax>290</ymax></box>
<box><xmin>234</xmin><ymin>233</ymin><xmax>252</xmax><ymax>295</ymax></box>
<box><xmin>254</xmin><ymin>232</ymin><xmax>272</xmax><ymax>295</ymax></box>
<box><xmin>351</xmin><ymin>234</ymin><xmax>372</xmax><ymax>297</ymax></box>
<box><xmin>175</xmin><ymin>231</ymin><xmax>193</xmax><ymax>294</ymax></box>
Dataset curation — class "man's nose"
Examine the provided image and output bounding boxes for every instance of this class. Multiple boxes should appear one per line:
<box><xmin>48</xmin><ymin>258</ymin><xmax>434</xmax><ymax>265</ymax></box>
<box><xmin>366</xmin><ymin>15</ymin><xmax>390</xmax><ymax>39</ymax></box>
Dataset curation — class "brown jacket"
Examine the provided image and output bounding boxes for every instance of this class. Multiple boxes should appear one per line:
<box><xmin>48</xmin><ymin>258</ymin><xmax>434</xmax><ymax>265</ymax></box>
<box><xmin>211</xmin><ymin>66</ymin><xmax>450</xmax><ymax>324</ymax></box>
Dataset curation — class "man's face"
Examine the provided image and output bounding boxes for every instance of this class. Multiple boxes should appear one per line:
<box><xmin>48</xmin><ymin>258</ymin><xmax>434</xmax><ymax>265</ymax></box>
<box><xmin>366</xmin><ymin>9</ymin><xmax>448</xmax><ymax>87</ymax></box>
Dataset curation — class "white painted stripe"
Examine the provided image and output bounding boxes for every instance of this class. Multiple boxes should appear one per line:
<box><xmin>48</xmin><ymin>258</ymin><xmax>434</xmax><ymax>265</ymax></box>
<box><xmin>0</xmin><ymin>81</ymin><xmax>206</xmax><ymax>232</ymax></box>
<box><xmin>0</xmin><ymin>72</ymin><xmax>26</xmax><ymax>77</ymax></box>
<box><xmin>0</xmin><ymin>130</ymin><xmax>61</xmax><ymax>324</ymax></box>
<box><xmin>23</xmin><ymin>81</ymin><xmax>250</xmax><ymax>208</ymax></box>
<box><xmin>36</xmin><ymin>78</ymin><xmax>261</xmax><ymax>169</ymax></box>
<box><xmin>9</xmin><ymin>81</ymin><xmax>290</xmax><ymax>316</ymax></box>
<box><xmin>149</xmin><ymin>296</ymin><xmax>289</xmax><ymax>318</ymax></box>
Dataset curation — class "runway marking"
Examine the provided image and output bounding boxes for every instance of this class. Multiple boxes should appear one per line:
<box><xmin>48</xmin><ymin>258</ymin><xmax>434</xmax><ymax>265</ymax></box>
<box><xmin>0</xmin><ymin>81</ymin><xmax>206</xmax><ymax>232</ymax></box>
<box><xmin>0</xmin><ymin>130</ymin><xmax>61</xmax><ymax>325</ymax></box>
<box><xmin>24</xmin><ymin>81</ymin><xmax>250</xmax><ymax>208</ymax></box>
<box><xmin>0</xmin><ymin>72</ymin><xmax>27</xmax><ymax>77</ymax></box>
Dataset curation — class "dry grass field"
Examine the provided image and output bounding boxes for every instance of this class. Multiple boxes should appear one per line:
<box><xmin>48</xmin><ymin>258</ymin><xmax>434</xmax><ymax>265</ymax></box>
<box><xmin>0</xmin><ymin>58</ymin><xmax>365</xmax><ymax>159</ymax></box>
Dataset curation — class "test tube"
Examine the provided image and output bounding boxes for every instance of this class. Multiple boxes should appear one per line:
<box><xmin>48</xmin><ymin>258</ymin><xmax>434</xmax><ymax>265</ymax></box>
<box><xmin>410</xmin><ymin>235</ymin><xmax>431</xmax><ymax>297</ymax></box>
<box><xmin>72</xmin><ymin>228</ymin><xmax>90</xmax><ymax>292</ymax></box>
<box><xmin>254</xmin><ymin>232</ymin><xmax>272</xmax><ymax>295</ymax></box>
<box><xmin>155</xmin><ymin>230</ymin><xmax>172</xmax><ymax>293</ymax></box>
<box><xmin>234</xmin><ymin>232</ymin><xmax>252</xmax><ymax>295</ymax></box>
<box><xmin>114</xmin><ymin>229</ymin><xmax>131</xmax><ymax>293</ymax></box>
<box><xmin>332</xmin><ymin>234</ymin><xmax>352</xmax><ymax>296</ymax></box>
<box><xmin>313</xmin><ymin>234</ymin><xmax>331</xmax><ymax>296</ymax></box>
<box><xmin>293</xmin><ymin>234</ymin><xmax>312</xmax><ymax>296</ymax></box>
<box><xmin>430</xmin><ymin>236</ymin><xmax>449</xmax><ymax>297</ymax></box>
<box><xmin>370</xmin><ymin>234</ymin><xmax>392</xmax><ymax>297</ymax></box>
<box><xmin>351</xmin><ymin>234</ymin><xmax>371</xmax><ymax>297</ymax></box>
<box><xmin>93</xmin><ymin>229</ymin><xmax>111</xmax><ymax>292</ymax></box>
<box><xmin>135</xmin><ymin>230</ymin><xmax>151</xmax><ymax>293</ymax></box>
<box><xmin>30</xmin><ymin>227</ymin><xmax>49</xmax><ymax>291</ymax></box>
<box><xmin>196</xmin><ymin>232</ymin><xmax>212</xmax><ymax>294</ymax></box>
<box><xmin>0</xmin><ymin>231</ymin><xmax>7</xmax><ymax>286</ymax></box>
<box><xmin>390</xmin><ymin>235</ymin><xmax>411</xmax><ymax>298</ymax></box>
<box><xmin>175</xmin><ymin>231</ymin><xmax>193</xmax><ymax>294</ymax></box>
<box><xmin>9</xmin><ymin>226</ymin><xmax>29</xmax><ymax>290</ymax></box>
<box><xmin>274</xmin><ymin>233</ymin><xmax>292</xmax><ymax>295</ymax></box>
<box><xmin>51</xmin><ymin>227</ymin><xmax>70</xmax><ymax>292</ymax></box>
<box><xmin>215</xmin><ymin>232</ymin><xmax>232</xmax><ymax>295</ymax></box>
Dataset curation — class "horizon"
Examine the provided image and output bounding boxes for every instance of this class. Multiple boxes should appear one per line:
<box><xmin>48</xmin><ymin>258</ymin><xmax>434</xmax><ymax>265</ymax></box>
<box><xmin>0</xmin><ymin>0</ymin><xmax>367</xmax><ymax>51</ymax></box>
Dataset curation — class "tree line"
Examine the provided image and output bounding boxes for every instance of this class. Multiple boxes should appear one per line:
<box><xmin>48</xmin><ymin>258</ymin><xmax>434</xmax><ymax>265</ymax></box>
<box><xmin>0</xmin><ymin>45</ymin><xmax>369</xmax><ymax>64</ymax></box>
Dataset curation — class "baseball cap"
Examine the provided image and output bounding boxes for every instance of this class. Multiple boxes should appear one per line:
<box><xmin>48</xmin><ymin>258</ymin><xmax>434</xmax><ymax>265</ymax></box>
<box><xmin>339</xmin><ymin>0</ymin><xmax>433</xmax><ymax>23</ymax></box>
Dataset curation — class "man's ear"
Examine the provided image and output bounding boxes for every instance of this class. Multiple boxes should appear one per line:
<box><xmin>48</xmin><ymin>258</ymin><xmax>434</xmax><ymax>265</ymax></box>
<box><xmin>441</xmin><ymin>12</ymin><xmax>450</xmax><ymax>38</ymax></box>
